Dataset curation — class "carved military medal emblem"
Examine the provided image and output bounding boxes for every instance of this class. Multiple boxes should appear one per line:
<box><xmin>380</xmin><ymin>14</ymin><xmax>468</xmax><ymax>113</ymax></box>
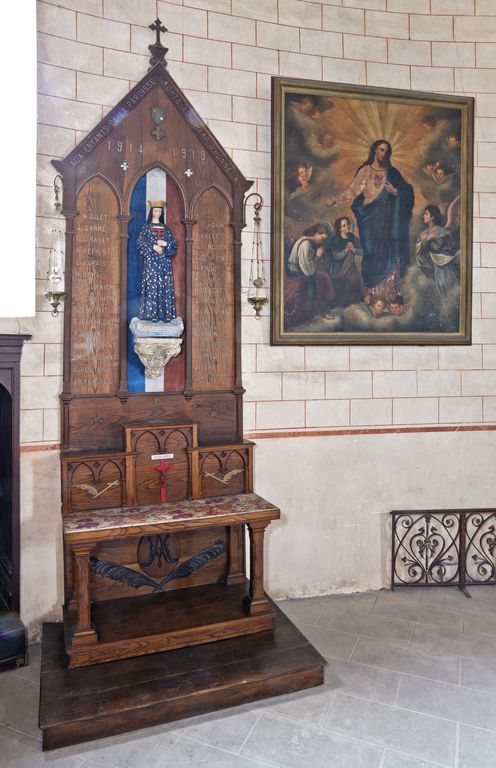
<box><xmin>151</xmin><ymin>107</ymin><xmax>166</xmax><ymax>140</ymax></box>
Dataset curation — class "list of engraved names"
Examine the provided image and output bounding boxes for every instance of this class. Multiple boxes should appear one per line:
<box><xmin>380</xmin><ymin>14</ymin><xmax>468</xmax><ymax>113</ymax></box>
<box><xmin>191</xmin><ymin>196</ymin><xmax>234</xmax><ymax>390</ymax></box>
<box><xmin>71</xmin><ymin>182</ymin><xmax>120</xmax><ymax>393</ymax></box>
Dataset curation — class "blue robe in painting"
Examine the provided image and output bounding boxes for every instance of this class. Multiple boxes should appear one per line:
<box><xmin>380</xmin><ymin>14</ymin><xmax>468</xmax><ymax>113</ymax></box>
<box><xmin>137</xmin><ymin>223</ymin><xmax>177</xmax><ymax>322</ymax></box>
<box><xmin>351</xmin><ymin>165</ymin><xmax>414</xmax><ymax>290</ymax></box>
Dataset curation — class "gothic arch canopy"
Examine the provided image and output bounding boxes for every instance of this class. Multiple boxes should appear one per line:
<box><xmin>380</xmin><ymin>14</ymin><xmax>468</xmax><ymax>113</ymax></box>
<box><xmin>52</xmin><ymin>30</ymin><xmax>251</xmax><ymax>450</ymax></box>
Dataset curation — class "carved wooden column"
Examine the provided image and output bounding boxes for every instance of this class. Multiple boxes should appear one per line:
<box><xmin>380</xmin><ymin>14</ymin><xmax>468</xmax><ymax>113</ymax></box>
<box><xmin>243</xmin><ymin>521</ymin><xmax>271</xmax><ymax>615</ymax></box>
<box><xmin>124</xmin><ymin>452</ymin><xmax>137</xmax><ymax>506</ymax></box>
<box><xmin>71</xmin><ymin>544</ymin><xmax>98</xmax><ymax>646</ymax></box>
<box><xmin>224</xmin><ymin>525</ymin><xmax>245</xmax><ymax>585</ymax></box>
<box><xmin>118</xmin><ymin>213</ymin><xmax>132</xmax><ymax>393</ymax></box>
<box><xmin>183</xmin><ymin>218</ymin><xmax>195</xmax><ymax>397</ymax></box>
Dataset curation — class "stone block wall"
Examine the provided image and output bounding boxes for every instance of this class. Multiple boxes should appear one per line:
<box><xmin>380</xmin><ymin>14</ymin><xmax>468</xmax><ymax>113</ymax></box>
<box><xmin>3</xmin><ymin>0</ymin><xmax>496</xmax><ymax>629</ymax></box>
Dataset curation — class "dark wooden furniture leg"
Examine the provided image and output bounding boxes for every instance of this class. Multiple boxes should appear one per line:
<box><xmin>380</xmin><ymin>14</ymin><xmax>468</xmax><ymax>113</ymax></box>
<box><xmin>243</xmin><ymin>521</ymin><xmax>271</xmax><ymax>615</ymax></box>
<box><xmin>224</xmin><ymin>524</ymin><xmax>245</xmax><ymax>585</ymax></box>
<box><xmin>71</xmin><ymin>545</ymin><xmax>98</xmax><ymax>646</ymax></box>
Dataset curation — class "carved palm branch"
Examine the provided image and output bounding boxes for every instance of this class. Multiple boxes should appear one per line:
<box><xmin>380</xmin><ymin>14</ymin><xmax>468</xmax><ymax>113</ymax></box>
<box><xmin>204</xmin><ymin>468</ymin><xmax>244</xmax><ymax>485</ymax></box>
<box><xmin>90</xmin><ymin>557</ymin><xmax>157</xmax><ymax>590</ymax></box>
<box><xmin>89</xmin><ymin>538</ymin><xmax>225</xmax><ymax>593</ymax></box>
<box><xmin>73</xmin><ymin>480</ymin><xmax>120</xmax><ymax>498</ymax></box>
<box><xmin>155</xmin><ymin>539</ymin><xmax>225</xmax><ymax>590</ymax></box>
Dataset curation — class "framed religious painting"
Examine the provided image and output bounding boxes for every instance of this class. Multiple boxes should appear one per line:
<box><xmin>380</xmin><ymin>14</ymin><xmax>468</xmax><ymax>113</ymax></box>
<box><xmin>271</xmin><ymin>77</ymin><xmax>474</xmax><ymax>345</ymax></box>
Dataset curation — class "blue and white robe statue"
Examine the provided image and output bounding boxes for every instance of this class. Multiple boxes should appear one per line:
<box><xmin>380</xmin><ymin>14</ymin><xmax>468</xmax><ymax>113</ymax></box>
<box><xmin>137</xmin><ymin>223</ymin><xmax>177</xmax><ymax>322</ymax></box>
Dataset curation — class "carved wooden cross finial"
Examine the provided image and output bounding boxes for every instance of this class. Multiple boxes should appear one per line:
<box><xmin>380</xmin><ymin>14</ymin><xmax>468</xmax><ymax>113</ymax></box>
<box><xmin>148</xmin><ymin>17</ymin><xmax>169</xmax><ymax>69</ymax></box>
<box><xmin>149</xmin><ymin>18</ymin><xmax>167</xmax><ymax>45</ymax></box>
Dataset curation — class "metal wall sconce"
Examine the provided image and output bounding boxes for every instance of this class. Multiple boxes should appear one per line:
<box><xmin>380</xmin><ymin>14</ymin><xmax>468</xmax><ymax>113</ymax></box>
<box><xmin>244</xmin><ymin>192</ymin><xmax>268</xmax><ymax>319</ymax></box>
<box><xmin>45</xmin><ymin>175</ymin><xmax>66</xmax><ymax>317</ymax></box>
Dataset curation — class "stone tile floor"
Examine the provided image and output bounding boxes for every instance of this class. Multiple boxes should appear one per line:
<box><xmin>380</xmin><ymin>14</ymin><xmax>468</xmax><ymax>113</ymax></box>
<box><xmin>1</xmin><ymin>586</ymin><xmax>496</xmax><ymax>767</ymax></box>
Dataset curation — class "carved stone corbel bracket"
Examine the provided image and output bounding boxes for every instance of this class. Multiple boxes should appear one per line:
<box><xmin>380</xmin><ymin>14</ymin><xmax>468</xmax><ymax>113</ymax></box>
<box><xmin>133</xmin><ymin>338</ymin><xmax>182</xmax><ymax>379</ymax></box>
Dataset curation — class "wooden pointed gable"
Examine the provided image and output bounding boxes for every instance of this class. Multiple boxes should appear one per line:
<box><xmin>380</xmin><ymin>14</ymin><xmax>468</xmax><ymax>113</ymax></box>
<box><xmin>53</xmin><ymin>58</ymin><xmax>252</xmax><ymax>452</ymax></box>
<box><xmin>54</xmin><ymin>61</ymin><xmax>251</xmax><ymax>195</ymax></box>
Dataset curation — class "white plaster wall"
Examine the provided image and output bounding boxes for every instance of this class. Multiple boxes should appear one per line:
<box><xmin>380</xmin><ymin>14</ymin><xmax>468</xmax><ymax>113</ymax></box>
<box><xmin>19</xmin><ymin>451</ymin><xmax>64</xmax><ymax>632</ymax></box>
<box><xmin>258</xmin><ymin>430</ymin><xmax>496</xmax><ymax>598</ymax></box>
<box><xmin>1</xmin><ymin>0</ymin><xmax>496</xmax><ymax>634</ymax></box>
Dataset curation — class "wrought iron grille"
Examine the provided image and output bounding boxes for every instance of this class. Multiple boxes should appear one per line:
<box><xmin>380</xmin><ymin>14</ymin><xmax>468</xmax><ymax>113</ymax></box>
<box><xmin>391</xmin><ymin>509</ymin><xmax>496</xmax><ymax>593</ymax></box>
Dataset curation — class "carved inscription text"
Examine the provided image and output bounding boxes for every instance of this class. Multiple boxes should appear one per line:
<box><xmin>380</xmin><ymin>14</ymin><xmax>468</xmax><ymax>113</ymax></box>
<box><xmin>191</xmin><ymin>189</ymin><xmax>234</xmax><ymax>390</ymax></box>
<box><xmin>71</xmin><ymin>178</ymin><xmax>120</xmax><ymax>393</ymax></box>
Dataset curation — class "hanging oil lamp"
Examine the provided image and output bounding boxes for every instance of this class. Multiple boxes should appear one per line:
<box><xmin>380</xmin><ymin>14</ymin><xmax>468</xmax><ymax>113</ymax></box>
<box><xmin>45</xmin><ymin>175</ymin><xmax>66</xmax><ymax>317</ymax></box>
<box><xmin>245</xmin><ymin>192</ymin><xmax>268</xmax><ymax>319</ymax></box>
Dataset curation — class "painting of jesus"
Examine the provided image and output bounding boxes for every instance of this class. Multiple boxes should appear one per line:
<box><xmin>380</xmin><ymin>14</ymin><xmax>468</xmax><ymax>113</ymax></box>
<box><xmin>271</xmin><ymin>77</ymin><xmax>473</xmax><ymax>345</ymax></box>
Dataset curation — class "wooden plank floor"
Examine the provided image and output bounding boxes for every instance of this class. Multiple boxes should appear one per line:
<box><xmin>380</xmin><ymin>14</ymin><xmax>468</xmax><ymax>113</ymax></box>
<box><xmin>39</xmin><ymin>597</ymin><xmax>326</xmax><ymax>751</ymax></box>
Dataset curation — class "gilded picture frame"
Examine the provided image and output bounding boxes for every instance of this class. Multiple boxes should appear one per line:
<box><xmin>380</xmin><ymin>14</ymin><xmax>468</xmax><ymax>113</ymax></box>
<box><xmin>271</xmin><ymin>77</ymin><xmax>474</xmax><ymax>346</ymax></box>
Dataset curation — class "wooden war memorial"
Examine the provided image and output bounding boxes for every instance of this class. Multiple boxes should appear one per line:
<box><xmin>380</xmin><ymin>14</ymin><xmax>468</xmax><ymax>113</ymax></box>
<box><xmin>39</xmin><ymin>20</ymin><xmax>325</xmax><ymax>750</ymax></box>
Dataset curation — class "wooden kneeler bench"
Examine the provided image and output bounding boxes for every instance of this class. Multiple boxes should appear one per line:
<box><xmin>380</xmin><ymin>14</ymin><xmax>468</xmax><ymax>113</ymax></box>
<box><xmin>40</xmin><ymin>491</ymin><xmax>326</xmax><ymax>751</ymax></box>
<box><xmin>63</xmin><ymin>493</ymin><xmax>280</xmax><ymax>668</ymax></box>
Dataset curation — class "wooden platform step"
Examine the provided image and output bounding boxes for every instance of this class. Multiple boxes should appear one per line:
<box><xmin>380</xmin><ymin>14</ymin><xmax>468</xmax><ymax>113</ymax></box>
<box><xmin>64</xmin><ymin>581</ymin><xmax>275</xmax><ymax>668</ymax></box>
<box><xmin>39</xmin><ymin>598</ymin><xmax>326</xmax><ymax>751</ymax></box>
